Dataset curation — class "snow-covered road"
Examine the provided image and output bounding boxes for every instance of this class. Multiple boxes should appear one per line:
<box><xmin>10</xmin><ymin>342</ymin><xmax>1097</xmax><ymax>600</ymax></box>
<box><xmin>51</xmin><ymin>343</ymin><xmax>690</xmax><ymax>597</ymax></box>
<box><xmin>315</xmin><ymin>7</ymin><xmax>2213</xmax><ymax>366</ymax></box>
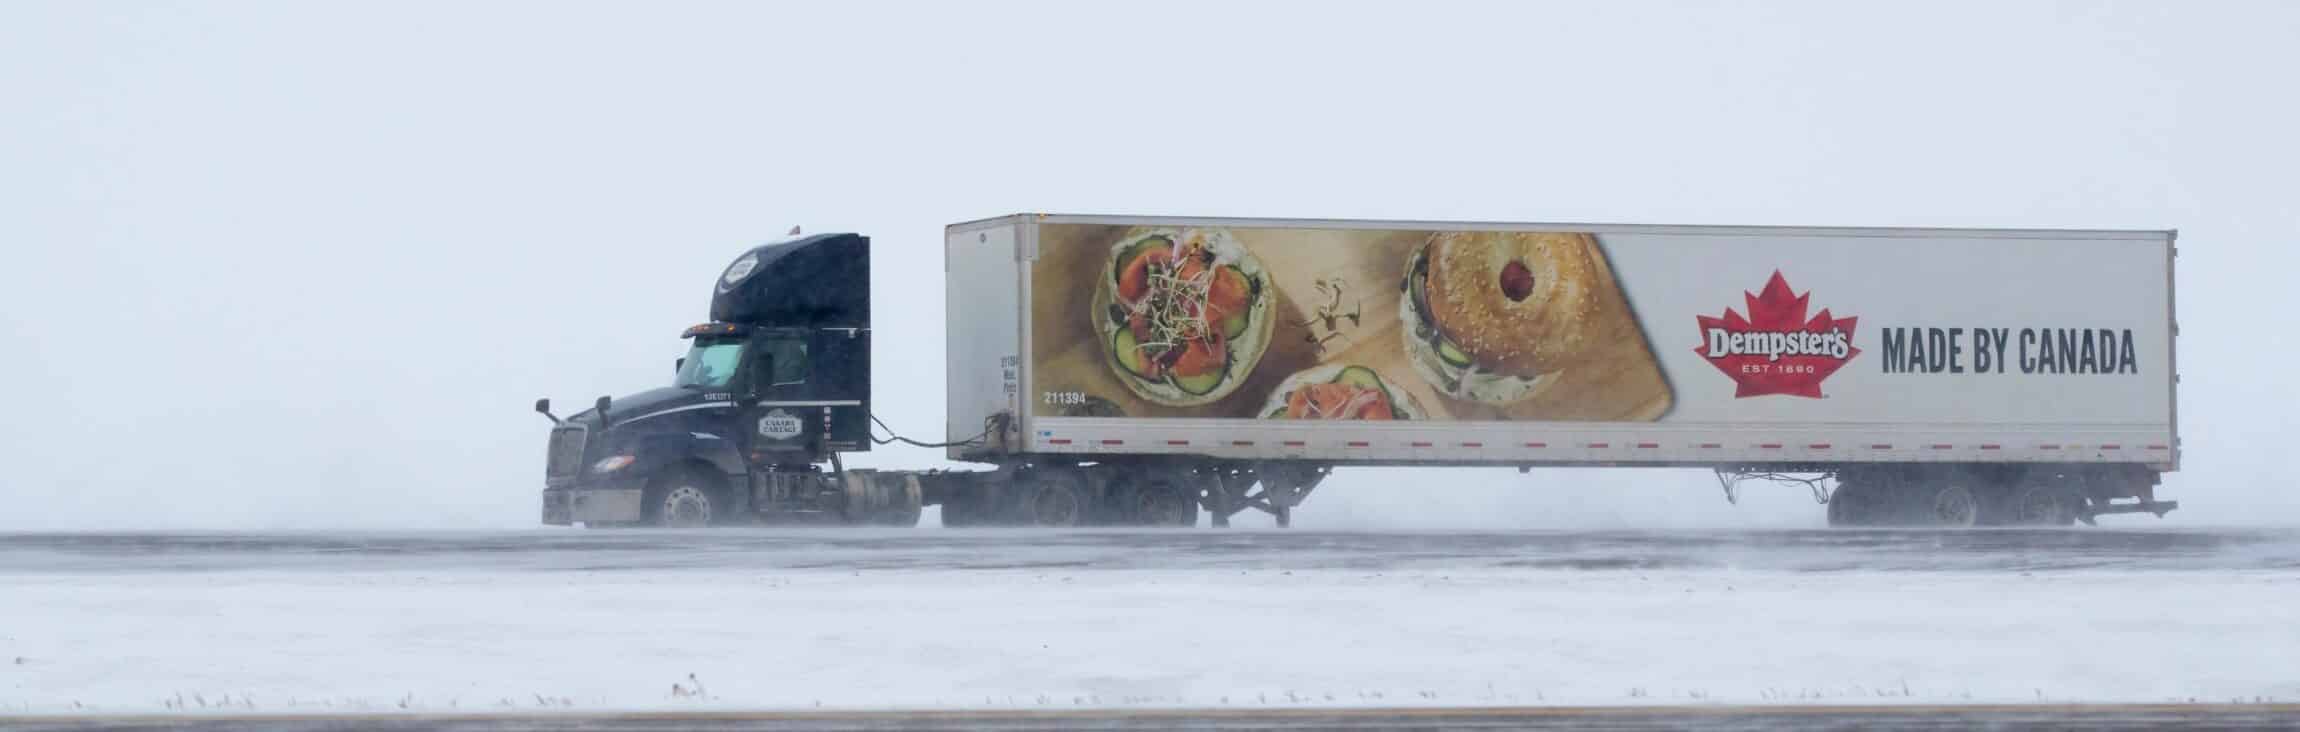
<box><xmin>2</xmin><ymin>529</ymin><xmax>2295</xmax><ymax>716</ymax></box>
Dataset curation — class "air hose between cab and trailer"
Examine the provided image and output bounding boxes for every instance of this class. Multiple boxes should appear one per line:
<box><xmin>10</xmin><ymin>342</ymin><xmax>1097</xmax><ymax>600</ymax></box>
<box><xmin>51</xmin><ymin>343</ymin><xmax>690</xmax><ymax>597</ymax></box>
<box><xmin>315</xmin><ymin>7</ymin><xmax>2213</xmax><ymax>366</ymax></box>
<box><xmin>869</xmin><ymin>413</ymin><xmax>995</xmax><ymax>449</ymax></box>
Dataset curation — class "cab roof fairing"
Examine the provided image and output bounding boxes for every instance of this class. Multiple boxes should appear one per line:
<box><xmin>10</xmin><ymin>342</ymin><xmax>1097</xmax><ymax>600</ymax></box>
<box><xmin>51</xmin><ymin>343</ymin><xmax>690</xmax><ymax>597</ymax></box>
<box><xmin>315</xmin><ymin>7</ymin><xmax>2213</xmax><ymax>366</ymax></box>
<box><xmin>708</xmin><ymin>232</ymin><xmax>870</xmax><ymax>328</ymax></box>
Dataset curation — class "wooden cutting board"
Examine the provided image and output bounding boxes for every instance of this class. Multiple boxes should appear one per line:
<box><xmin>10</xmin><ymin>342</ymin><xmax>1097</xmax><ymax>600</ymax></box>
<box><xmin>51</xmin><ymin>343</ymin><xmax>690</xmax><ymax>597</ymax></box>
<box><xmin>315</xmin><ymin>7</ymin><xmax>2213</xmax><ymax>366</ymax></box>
<box><xmin>1028</xmin><ymin>224</ymin><xmax>1673</xmax><ymax>422</ymax></box>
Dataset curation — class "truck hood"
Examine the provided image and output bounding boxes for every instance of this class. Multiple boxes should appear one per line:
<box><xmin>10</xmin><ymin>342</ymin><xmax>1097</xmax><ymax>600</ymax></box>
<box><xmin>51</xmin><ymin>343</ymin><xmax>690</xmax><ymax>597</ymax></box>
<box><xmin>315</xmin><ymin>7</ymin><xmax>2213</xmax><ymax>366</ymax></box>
<box><xmin>566</xmin><ymin>386</ymin><xmax>708</xmax><ymax>428</ymax></box>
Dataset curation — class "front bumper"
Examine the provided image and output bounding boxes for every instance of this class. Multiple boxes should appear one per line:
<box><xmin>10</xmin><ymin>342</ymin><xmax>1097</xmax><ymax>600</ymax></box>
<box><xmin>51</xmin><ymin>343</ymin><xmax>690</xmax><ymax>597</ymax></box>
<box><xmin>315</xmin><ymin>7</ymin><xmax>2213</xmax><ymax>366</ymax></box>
<box><xmin>542</xmin><ymin>479</ymin><xmax>646</xmax><ymax>526</ymax></box>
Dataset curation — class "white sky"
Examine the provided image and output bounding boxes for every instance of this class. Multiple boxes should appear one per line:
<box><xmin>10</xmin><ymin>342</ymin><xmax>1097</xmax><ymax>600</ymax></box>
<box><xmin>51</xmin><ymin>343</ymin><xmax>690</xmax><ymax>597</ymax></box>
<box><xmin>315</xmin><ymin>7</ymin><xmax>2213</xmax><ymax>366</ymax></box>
<box><xmin>1</xmin><ymin>1</ymin><xmax>2292</xmax><ymax>529</ymax></box>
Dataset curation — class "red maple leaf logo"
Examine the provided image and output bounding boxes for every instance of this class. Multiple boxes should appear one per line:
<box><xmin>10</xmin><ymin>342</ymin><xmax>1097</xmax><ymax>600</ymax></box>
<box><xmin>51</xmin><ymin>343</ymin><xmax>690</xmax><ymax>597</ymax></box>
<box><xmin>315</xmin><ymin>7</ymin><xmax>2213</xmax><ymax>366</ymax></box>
<box><xmin>1693</xmin><ymin>271</ymin><xmax>1859</xmax><ymax>398</ymax></box>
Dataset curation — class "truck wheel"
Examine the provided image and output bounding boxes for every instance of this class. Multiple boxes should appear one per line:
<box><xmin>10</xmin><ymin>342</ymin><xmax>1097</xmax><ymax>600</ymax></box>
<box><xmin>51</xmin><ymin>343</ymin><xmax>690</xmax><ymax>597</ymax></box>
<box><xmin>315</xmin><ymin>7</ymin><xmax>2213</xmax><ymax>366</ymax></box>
<box><xmin>1927</xmin><ymin>483</ymin><xmax>1979</xmax><ymax>528</ymax></box>
<box><xmin>875</xmin><ymin>477</ymin><xmax>924</xmax><ymax>528</ymax></box>
<box><xmin>1826</xmin><ymin>484</ymin><xmax>1873</xmax><ymax>527</ymax></box>
<box><xmin>2009</xmin><ymin>482</ymin><xmax>2079</xmax><ymax>526</ymax></box>
<box><xmin>939</xmin><ymin>493</ymin><xmax>979</xmax><ymax>528</ymax></box>
<box><xmin>1015</xmin><ymin>478</ymin><xmax>1082</xmax><ymax>527</ymax></box>
<box><xmin>874</xmin><ymin>503</ymin><xmax>923</xmax><ymax>527</ymax></box>
<box><xmin>843</xmin><ymin>473</ymin><xmax>923</xmax><ymax>527</ymax></box>
<box><xmin>648</xmin><ymin>472</ymin><xmax>718</xmax><ymax>528</ymax></box>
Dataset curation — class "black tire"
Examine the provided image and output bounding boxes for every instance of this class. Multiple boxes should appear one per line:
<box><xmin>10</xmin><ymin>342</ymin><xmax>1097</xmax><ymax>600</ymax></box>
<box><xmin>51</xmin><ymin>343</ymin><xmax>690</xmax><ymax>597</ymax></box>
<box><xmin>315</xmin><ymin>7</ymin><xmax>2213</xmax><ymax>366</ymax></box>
<box><xmin>2008</xmin><ymin>481</ymin><xmax>2080</xmax><ymax>526</ymax></box>
<box><xmin>1826</xmin><ymin>483</ymin><xmax>1873</xmax><ymax>527</ymax></box>
<box><xmin>876</xmin><ymin>501</ymin><xmax>923</xmax><ymax>528</ymax></box>
<box><xmin>646</xmin><ymin>469</ymin><xmax>721</xmax><ymax>528</ymax></box>
<box><xmin>1926</xmin><ymin>482</ymin><xmax>1980</xmax><ymax>528</ymax></box>
<box><xmin>939</xmin><ymin>493</ymin><xmax>979</xmax><ymax>528</ymax></box>
<box><xmin>1014</xmin><ymin>474</ymin><xmax>1084</xmax><ymax>527</ymax></box>
<box><xmin>1115</xmin><ymin>477</ymin><xmax>1197</xmax><ymax>528</ymax></box>
<box><xmin>1110</xmin><ymin>482</ymin><xmax>1150</xmax><ymax>526</ymax></box>
<box><xmin>872</xmin><ymin>484</ymin><xmax>923</xmax><ymax>527</ymax></box>
<box><xmin>1146</xmin><ymin>478</ymin><xmax>1199</xmax><ymax>528</ymax></box>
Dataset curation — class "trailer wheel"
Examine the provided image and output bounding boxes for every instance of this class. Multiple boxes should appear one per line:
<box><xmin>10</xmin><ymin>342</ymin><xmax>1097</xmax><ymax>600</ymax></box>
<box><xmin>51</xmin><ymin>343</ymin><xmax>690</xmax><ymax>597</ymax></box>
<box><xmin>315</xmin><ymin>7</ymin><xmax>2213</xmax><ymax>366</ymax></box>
<box><xmin>2009</xmin><ymin>482</ymin><xmax>2079</xmax><ymax>526</ymax></box>
<box><xmin>1112</xmin><ymin>482</ymin><xmax>1152</xmax><ymax>526</ymax></box>
<box><xmin>1826</xmin><ymin>484</ymin><xmax>1874</xmax><ymax>527</ymax></box>
<box><xmin>1928</xmin><ymin>483</ymin><xmax>1980</xmax><ymax>528</ymax></box>
<box><xmin>1158</xmin><ymin>484</ymin><xmax>1199</xmax><ymax>527</ymax></box>
<box><xmin>1126</xmin><ymin>477</ymin><xmax>1197</xmax><ymax>528</ymax></box>
<box><xmin>1015</xmin><ymin>475</ymin><xmax>1083</xmax><ymax>527</ymax></box>
<box><xmin>647</xmin><ymin>471</ymin><xmax>719</xmax><ymax>528</ymax></box>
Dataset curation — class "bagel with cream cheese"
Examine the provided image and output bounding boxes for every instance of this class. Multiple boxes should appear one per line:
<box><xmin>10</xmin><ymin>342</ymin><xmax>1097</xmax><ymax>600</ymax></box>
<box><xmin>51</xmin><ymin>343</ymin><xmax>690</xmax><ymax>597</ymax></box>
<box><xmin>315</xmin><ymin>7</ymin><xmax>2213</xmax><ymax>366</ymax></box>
<box><xmin>1399</xmin><ymin>231</ymin><xmax>1608</xmax><ymax>404</ymax></box>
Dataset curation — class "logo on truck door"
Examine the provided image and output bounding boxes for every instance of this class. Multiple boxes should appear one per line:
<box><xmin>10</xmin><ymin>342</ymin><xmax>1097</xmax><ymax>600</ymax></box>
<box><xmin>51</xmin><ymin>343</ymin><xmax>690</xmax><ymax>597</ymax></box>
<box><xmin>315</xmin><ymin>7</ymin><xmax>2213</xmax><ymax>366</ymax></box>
<box><xmin>757</xmin><ymin>409</ymin><xmax>804</xmax><ymax>440</ymax></box>
<box><xmin>1694</xmin><ymin>271</ymin><xmax>1859</xmax><ymax>398</ymax></box>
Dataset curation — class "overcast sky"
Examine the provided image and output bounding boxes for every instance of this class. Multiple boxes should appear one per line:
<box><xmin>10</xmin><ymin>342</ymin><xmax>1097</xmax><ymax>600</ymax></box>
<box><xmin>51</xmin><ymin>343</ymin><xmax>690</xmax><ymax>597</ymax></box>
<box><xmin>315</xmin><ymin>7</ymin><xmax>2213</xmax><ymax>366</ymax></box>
<box><xmin>2</xmin><ymin>1</ymin><xmax>2292</xmax><ymax>529</ymax></box>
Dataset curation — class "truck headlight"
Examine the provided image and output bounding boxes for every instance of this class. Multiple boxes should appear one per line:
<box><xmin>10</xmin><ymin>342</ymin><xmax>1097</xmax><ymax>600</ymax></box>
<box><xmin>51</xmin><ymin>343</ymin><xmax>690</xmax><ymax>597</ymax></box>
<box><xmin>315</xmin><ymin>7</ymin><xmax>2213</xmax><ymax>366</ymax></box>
<box><xmin>590</xmin><ymin>455</ymin><xmax>636</xmax><ymax>474</ymax></box>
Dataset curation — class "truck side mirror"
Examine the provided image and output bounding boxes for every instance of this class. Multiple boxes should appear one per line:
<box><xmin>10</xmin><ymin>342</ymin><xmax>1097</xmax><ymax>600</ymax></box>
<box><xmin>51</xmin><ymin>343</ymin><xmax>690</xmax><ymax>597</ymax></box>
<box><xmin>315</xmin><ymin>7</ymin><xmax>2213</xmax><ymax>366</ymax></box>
<box><xmin>534</xmin><ymin>398</ymin><xmax>559</xmax><ymax>424</ymax></box>
<box><xmin>594</xmin><ymin>395</ymin><xmax>612</xmax><ymax>429</ymax></box>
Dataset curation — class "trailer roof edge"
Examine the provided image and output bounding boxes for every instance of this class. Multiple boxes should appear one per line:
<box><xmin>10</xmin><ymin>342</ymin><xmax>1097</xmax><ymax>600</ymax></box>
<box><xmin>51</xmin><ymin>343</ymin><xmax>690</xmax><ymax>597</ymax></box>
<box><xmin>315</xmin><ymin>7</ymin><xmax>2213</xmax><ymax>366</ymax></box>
<box><xmin>1011</xmin><ymin>213</ymin><xmax>2173</xmax><ymax>241</ymax></box>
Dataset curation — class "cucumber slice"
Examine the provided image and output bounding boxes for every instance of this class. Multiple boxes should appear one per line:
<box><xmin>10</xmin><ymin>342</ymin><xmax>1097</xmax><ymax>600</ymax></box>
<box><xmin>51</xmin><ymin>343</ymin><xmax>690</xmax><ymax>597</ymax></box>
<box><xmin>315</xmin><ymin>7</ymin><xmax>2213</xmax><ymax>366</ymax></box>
<box><xmin>1112</xmin><ymin>328</ymin><xmax>1152</xmax><ymax>378</ymax></box>
<box><xmin>1220</xmin><ymin>311</ymin><xmax>1248</xmax><ymax>340</ymax></box>
<box><xmin>1114</xmin><ymin>235</ymin><xmax>1174</xmax><ymax>285</ymax></box>
<box><xmin>1333</xmin><ymin>365</ymin><xmax>1384</xmax><ymax>390</ymax></box>
<box><xmin>1172</xmin><ymin>368</ymin><xmax>1223</xmax><ymax>395</ymax></box>
<box><xmin>1436</xmin><ymin>337</ymin><xmax>1474</xmax><ymax>368</ymax></box>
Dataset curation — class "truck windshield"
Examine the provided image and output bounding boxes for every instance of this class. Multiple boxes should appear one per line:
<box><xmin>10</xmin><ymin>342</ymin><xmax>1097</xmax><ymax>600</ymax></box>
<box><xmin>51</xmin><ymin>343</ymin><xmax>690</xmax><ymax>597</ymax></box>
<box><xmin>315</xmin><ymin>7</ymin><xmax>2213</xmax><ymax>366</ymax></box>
<box><xmin>675</xmin><ymin>339</ymin><xmax>745</xmax><ymax>389</ymax></box>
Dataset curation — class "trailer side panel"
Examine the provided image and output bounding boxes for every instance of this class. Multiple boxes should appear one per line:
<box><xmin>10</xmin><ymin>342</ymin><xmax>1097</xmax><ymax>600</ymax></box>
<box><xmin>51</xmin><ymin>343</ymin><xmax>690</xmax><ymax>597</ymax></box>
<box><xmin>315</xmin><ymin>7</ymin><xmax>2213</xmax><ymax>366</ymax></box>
<box><xmin>972</xmin><ymin>215</ymin><xmax>2175</xmax><ymax>470</ymax></box>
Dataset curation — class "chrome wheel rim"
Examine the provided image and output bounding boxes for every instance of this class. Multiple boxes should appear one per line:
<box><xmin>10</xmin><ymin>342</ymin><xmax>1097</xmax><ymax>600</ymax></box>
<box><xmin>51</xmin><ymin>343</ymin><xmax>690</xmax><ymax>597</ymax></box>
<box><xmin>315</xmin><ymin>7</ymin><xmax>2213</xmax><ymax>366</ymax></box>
<box><xmin>662</xmin><ymin>485</ymin><xmax>712</xmax><ymax>527</ymax></box>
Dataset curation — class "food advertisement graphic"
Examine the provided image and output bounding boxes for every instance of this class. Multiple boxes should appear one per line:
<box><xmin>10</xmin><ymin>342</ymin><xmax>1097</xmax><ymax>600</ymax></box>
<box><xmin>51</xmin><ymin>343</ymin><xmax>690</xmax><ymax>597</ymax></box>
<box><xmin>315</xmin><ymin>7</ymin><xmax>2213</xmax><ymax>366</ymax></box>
<box><xmin>1029</xmin><ymin>224</ymin><xmax>1674</xmax><ymax>421</ymax></box>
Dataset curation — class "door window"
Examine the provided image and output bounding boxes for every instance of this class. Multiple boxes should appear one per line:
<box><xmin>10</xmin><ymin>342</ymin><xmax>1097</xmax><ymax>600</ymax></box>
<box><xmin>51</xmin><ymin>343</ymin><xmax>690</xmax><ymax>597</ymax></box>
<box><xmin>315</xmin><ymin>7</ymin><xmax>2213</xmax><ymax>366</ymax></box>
<box><xmin>758</xmin><ymin>337</ymin><xmax>809</xmax><ymax>386</ymax></box>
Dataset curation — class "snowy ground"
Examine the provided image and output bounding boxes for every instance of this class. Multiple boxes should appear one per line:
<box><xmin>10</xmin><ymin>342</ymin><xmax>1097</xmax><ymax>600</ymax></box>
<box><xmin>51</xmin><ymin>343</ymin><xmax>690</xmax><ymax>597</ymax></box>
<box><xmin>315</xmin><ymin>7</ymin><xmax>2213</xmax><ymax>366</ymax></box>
<box><xmin>2</xmin><ymin>528</ymin><xmax>2297</xmax><ymax>716</ymax></box>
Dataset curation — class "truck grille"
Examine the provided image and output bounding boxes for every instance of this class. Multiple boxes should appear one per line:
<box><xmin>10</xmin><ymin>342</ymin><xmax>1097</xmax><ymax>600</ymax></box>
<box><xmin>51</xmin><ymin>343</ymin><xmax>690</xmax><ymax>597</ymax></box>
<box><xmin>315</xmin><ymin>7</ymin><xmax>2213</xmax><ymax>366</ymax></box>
<box><xmin>546</xmin><ymin>425</ymin><xmax>587</xmax><ymax>479</ymax></box>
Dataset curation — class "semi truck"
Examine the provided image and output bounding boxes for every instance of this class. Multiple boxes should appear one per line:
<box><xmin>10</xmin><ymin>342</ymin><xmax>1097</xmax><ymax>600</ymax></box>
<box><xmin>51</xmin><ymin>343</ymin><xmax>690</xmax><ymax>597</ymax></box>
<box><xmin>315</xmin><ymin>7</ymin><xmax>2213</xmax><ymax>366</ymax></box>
<box><xmin>537</xmin><ymin>214</ymin><xmax>2180</xmax><ymax>529</ymax></box>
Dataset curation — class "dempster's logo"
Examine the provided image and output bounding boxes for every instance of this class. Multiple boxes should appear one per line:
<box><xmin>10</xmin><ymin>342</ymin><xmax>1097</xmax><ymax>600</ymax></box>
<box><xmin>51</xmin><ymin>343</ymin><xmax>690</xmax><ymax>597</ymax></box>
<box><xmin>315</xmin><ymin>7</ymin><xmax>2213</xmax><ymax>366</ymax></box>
<box><xmin>1694</xmin><ymin>271</ymin><xmax>1859</xmax><ymax>398</ymax></box>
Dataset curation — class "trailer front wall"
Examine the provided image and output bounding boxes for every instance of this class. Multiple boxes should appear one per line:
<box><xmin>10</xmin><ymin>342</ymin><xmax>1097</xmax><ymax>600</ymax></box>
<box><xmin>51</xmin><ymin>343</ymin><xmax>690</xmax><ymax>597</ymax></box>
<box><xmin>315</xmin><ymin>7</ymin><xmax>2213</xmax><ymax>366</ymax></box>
<box><xmin>980</xmin><ymin>216</ymin><xmax>2175</xmax><ymax>469</ymax></box>
<box><xmin>945</xmin><ymin>222</ymin><xmax>1026</xmax><ymax>459</ymax></box>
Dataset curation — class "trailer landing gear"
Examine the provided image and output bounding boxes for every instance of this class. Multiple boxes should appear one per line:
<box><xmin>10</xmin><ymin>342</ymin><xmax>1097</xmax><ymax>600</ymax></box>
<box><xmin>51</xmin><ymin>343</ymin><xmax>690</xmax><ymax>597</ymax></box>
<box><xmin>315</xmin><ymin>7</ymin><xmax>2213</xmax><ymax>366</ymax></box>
<box><xmin>1200</xmin><ymin>463</ymin><xmax>1329</xmax><ymax>529</ymax></box>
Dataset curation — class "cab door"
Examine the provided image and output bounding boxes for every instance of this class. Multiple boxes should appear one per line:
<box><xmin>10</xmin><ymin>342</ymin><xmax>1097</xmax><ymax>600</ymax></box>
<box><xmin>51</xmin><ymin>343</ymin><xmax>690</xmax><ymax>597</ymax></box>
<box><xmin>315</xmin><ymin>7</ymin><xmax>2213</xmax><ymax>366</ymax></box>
<box><xmin>742</xmin><ymin>331</ymin><xmax>819</xmax><ymax>465</ymax></box>
<box><xmin>812</xmin><ymin>328</ymin><xmax>872</xmax><ymax>452</ymax></box>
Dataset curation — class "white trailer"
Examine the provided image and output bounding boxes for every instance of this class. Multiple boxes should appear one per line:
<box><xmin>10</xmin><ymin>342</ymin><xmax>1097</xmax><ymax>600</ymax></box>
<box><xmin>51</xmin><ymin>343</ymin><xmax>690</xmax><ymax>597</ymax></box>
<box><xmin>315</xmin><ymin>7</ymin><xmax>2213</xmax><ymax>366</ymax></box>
<box><xmin>935</xmin><ymin>214</ymin><xmax>2178</xmax><ymax>527</ymax></box>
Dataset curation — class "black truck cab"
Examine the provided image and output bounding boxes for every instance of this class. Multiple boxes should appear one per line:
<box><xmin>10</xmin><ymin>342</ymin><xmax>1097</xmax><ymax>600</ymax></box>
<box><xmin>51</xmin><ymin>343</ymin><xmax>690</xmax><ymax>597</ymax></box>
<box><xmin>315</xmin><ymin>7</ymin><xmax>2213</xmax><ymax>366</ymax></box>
<box><xmin>539</xmin><ymin>232</ymin><xmax>914</xmax><ymax>527</ymax></box>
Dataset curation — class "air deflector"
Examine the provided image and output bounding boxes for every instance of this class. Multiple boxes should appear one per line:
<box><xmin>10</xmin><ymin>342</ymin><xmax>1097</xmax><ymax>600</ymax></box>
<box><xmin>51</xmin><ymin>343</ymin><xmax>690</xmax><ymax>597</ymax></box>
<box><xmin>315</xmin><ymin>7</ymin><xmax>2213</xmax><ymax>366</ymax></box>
<box><xmin>709</xmin><ymin>233</ymin><xmax>870</xmax><ymax>328</ymax></box>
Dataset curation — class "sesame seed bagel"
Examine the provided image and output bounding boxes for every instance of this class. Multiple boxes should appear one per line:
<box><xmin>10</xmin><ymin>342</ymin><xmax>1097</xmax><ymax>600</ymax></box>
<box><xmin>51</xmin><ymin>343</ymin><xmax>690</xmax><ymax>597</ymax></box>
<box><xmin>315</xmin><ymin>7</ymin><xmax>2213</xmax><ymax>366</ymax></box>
<box><xmin>1424</xmin><ymin>230</ymin><xmax>1605</xmax><ymax>378</ymax></box>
